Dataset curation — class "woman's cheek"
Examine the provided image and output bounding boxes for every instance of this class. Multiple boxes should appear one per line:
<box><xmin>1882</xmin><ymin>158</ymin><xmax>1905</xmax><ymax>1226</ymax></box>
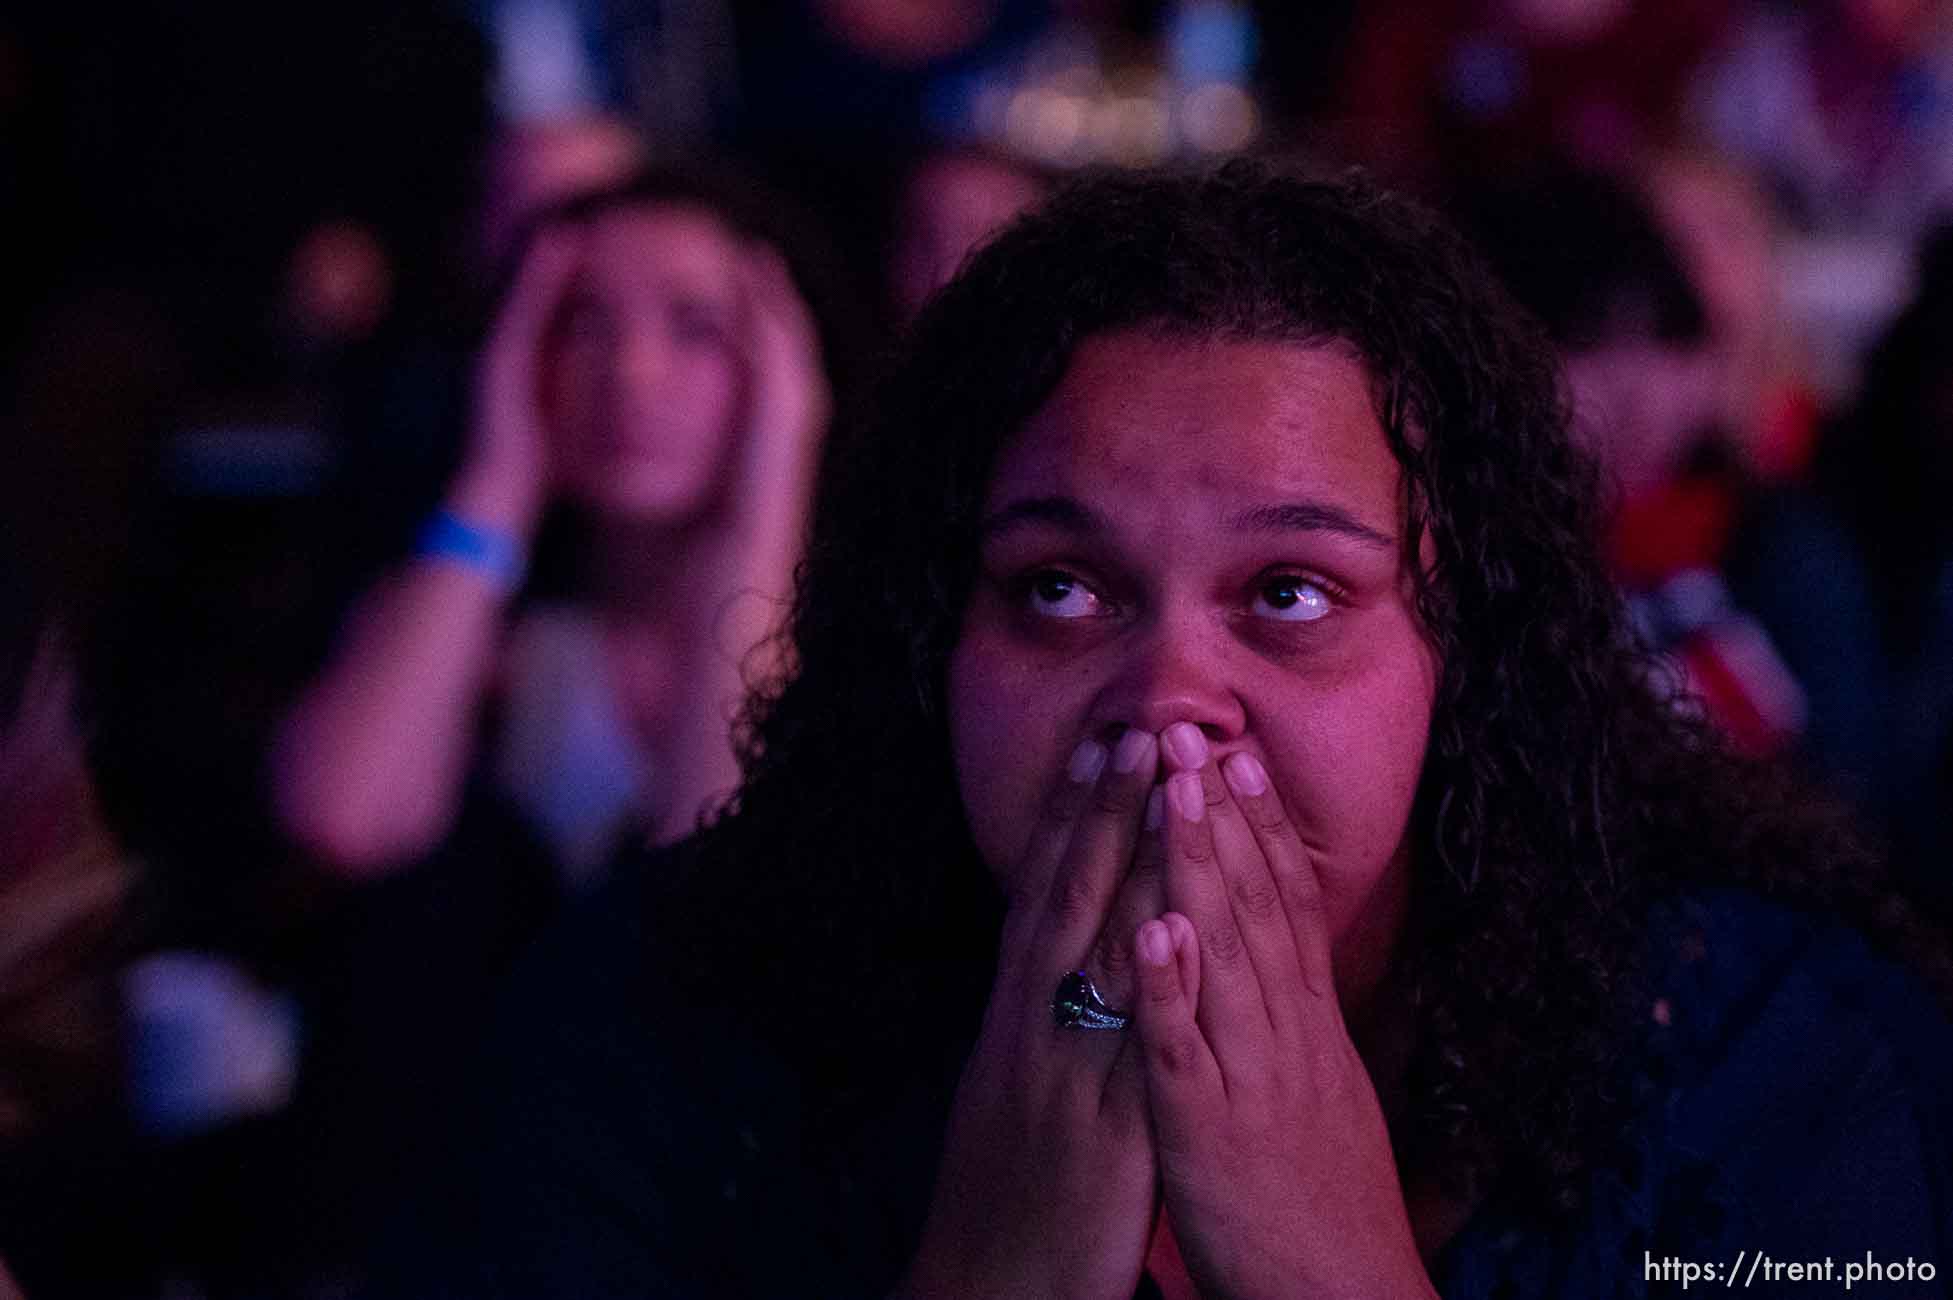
<box><xmin>947</xmin><ymin>641</ymin><xmax>1066</xmax><ymax>886</ymax></box>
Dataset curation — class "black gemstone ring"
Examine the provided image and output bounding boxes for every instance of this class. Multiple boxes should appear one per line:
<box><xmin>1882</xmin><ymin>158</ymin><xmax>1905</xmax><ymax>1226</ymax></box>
<box><xmin>1052</xmin><ymin>970</ymin><xmax>1130</xmax><ymax>1031</ymax></box>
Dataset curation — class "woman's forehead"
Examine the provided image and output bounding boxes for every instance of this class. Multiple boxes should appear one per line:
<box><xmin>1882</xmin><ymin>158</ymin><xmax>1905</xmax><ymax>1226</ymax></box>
<box><xmin>983</xmin><ymin>331</ymin><xmax>1401</xmax><ymax>534</ymax></box>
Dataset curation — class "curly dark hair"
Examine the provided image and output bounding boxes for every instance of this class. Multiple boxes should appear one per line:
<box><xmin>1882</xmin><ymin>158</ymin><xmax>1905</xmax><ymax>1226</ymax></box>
<box><xmin>659</xmin><ymin>160</ymin><xmax>1946</xmax><ymax>1219</ymax></box>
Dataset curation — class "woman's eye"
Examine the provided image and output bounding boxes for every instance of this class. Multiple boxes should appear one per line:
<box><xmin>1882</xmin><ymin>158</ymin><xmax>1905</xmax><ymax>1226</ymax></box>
<box><xmin>1020</xmin><ymin>571</ymin><xmax>1102</xmax><ymax>620</ymax></box>
<box><xmin>1252</xmin><ymin>576</ymin><xmax>1333</xmax><ymax>622</ymax></box>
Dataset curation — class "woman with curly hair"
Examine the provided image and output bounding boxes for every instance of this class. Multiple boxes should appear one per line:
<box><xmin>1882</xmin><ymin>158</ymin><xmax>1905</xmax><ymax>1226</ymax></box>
<box><xmin>379</xmin><ymin>161</ymin><xmax>1953</xmax><ymax>1299</ymax></box>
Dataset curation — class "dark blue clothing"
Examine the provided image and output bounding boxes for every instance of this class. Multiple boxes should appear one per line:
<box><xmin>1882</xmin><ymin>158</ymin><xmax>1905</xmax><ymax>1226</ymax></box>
<box><xmin>1436</xmin><ymin>890</ymin><xmax>1953</xmax><ymax>1297</ymax></box>
<box><xmin>375</xmin><ymin>868</ymin><xmax>1953</xmax><ymax>1298</ymax></box>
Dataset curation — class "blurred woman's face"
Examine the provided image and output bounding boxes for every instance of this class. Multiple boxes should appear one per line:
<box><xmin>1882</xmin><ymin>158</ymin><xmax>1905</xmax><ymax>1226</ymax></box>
<box><xmin>947</xmin><ymin>333</ymin><xmax>1440</xmax><ymax>1003</ymax></box>
<box><xmin>546</xmin><ymin>203</ymin><xmax>745</xmax><ymax>521</ymax></box>
<box><xmin>1565</xmin><ymin>339</ymin><xmax>1719</xmax><ymax>499</ymax></box>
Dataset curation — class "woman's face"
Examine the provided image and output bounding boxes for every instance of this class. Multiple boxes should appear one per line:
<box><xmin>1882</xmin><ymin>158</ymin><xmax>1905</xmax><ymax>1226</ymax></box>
<box><xmin>546</xmin><ymin>203</ymin><xmax>745</xmax><ymax>521</ymax></box>
<box><xmin>948</xmin><ymin>332</ymin><xmax>1440</xmax><ymax>1003</ymax></box>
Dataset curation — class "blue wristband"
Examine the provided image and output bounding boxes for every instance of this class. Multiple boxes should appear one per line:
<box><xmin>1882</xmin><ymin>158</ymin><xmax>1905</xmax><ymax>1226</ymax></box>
<box><xmin>414</xmin><ymin>508</ymin><xmax>527</xmax><ymax>592</ymax></box>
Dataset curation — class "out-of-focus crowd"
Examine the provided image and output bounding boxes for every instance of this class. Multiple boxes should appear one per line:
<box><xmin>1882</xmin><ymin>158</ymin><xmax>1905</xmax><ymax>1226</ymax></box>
<box><xmin>5</xmin><ymin>1</ymin><xmax>1953</xmax><ymax>1295</ymax></box>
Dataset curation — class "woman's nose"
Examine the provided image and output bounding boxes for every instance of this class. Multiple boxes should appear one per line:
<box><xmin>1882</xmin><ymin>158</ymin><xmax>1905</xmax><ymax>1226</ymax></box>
<box><xmin>1089</xmin><ymin>612</ymin><xmax>1246</xmax><ymax>746</ymax></box>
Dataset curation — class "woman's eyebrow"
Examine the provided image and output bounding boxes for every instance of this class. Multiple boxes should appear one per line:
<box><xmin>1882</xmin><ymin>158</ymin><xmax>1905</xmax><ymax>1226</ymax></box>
<box><xmin>978</xmin><ymin>496</ymin><xmax>1395</xmax><ymax>549</ymax></box>
<box><xmin>978</xmin><ymin>495</ymin><xmax>1101</xmax><ymax>539</ymax></box>
<box><xmin>1229</xmin><ymin>501</ymin><xmax>1395</xmax><ymax>550</ymax></box>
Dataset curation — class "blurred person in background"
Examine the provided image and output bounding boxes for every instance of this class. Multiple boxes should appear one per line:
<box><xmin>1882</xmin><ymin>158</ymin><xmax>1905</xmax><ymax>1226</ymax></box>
<box><xmin>1455</xmin><ymin>164</ymin><xmax>1807</xmax><ymax>755</ymax></box>
<box><xmin>275</xmin><ymin>167</ymin><xmax>840</xmax><ymax>887</ymax></box>
<box><xmin>0</xmin><ymin>552</ymin><xmax>151</xmax><ymax>1297</ymax></box>
<box><xmin>1643</xmin><ymin>146</ymin><xmax>1823</xmax><ymax>481</ymax></box>
<box><xmin>1728</xmin><ymin>224</ymin><xmax>1953</xmax><ymax>906</ymax></box>
<box><xmin>1316</xmin><ymin>0</ymin><xmax>1734</xmax><ymax>187</ymax></box>
<box><xmin>1692</xmin><ymin>0</ymin><xmax>1953</xmax><ymax>397</ymax></box>
<box><xmin>1693</xmin><ymin>0</ymin><xmax>1953</xmax><ymax>240</ymax></box>
<box><xmin>264</xmin><ymin>165</ymin><xmax>855</xmax><ymax>1295</ymax></box>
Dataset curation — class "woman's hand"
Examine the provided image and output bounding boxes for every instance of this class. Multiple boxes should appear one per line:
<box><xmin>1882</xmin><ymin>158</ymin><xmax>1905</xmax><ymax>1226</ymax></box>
<box><xmin>713</xmin><ymin>246</ymin><xmax>828</xmax><ymax>606</ymax></box>
<box><xmin>733</xmin><ymin>245</ymin><xmax>830</xmax><ymax>505</ymax></box>
<box><xmin>1131</xmin><ymin>724</ymin><xmax>1438</xmax><ymax>1300</ymax></box>
<box><xmin>693</xmin><ymin>246</ymin><xmax>831</xmax><ymax>653</ymax></box>
<box><xmin>652</xmin><ymin>249</ymin><xmax>830</xmax><ymax>840</ymax></box>
<box><xmin>450</xmin><ymin>224</ymin><xmax>584</xmax><ymax>537</ymax></box>
<box><xmin>899</xmin><ymin>730</ymin><xmax>1163</xmax><ymax>1300</ymax></box>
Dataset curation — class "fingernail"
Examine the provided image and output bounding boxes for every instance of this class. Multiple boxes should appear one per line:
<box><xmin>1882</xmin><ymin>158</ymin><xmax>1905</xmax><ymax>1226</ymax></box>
<box><xmin>1162</xmin><ymin>722</ymin><xmax>1210</xmax><ymax>770</ymax></box>
<box><xmin>1223</xmin><ymin>751</ymin><xmax>1268</xmax><ymax>797</ymax></box>
<box><xmin>1145</xmin><ymin>786</ymin><xmax>1165</xmax><ymax>830</ymax></box>
<box><xmin>1138</xmin><ymin>920</ymin><xmax>1172</xmax><ymax>966</ymax></box>
<box><xmin>1112</xmin><ymin>729</ymin><xmax>1154</xmax><ymax>774</ymax></box>
<box><xmin>1170</xmin><ymin>772</ymin><xmax>1205</xmax><ymax>822</ymax></box>
<box><xmin>1068</xmin><ymin>739</ymin><xmax>1107</xmax><ymax>784</ymax></box>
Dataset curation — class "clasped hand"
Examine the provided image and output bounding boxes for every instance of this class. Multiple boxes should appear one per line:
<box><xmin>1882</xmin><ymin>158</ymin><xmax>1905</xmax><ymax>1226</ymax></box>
<box><xmin>901</xmin><ymin>725</ymin><xmax>1439</xmax><ymax>1300</ymax></box>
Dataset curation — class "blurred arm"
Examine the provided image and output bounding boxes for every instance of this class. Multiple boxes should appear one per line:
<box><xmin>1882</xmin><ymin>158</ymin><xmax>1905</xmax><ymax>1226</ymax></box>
<box><xmin>271</xmin><ymin>478</ymin><xmax>531</xmax><ymax>878</ymax></box>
